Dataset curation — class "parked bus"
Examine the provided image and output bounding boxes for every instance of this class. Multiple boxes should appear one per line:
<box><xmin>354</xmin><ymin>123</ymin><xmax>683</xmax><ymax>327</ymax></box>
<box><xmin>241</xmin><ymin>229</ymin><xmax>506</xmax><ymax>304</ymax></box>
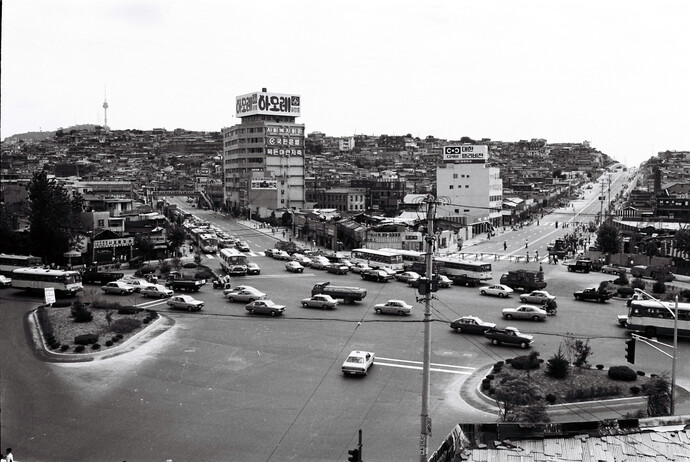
<box><xmin>350</xmin><ymin>249</ymin><xmax>404</xmax><ymax>272</ymax></box>
<box><xmin>0</xmin><ymin>253</ymin><xmax>43</xmax><ymax>276</ymax></box>
<box><xmin>379</xmin><ymin>248</ymin><xmax>425</xmax><ymax>270</ymax></box>
<box><xmin>11</xmin><ymin>267</ymin><xmax>83</xmax><ymax>296</ymax></box>
<box><xmin>219</xmin><ymin>248</ymin><xmax>249</xmax><ymax>274</ymax></box>
<box><xmin>412</xmin><ymin>256</ymin><xmax>492</xmax><ymax>286</ymax></box>
<box><xmin>622</xmin><ymin>300</ymin><xmax>690</xmax><ymax>339</ymax></box>
<box><xmin>199</xmin><ymin>234</ymin><xmax>219</xmax><ymax>254</ymax></box>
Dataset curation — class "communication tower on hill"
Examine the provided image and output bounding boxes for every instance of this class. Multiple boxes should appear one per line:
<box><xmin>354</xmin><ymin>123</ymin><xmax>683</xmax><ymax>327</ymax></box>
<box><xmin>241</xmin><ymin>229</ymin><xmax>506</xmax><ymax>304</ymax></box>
<box><xmin>102</xmin><ymin>87</ymin><xmax>109</xmax><ymax>129</ymax></box>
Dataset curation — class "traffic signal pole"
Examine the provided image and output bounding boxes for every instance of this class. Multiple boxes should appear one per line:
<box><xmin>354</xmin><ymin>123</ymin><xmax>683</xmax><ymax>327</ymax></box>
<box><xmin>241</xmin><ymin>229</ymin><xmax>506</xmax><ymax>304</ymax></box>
<box><xmin>420</xmin><ymin>195</ymin><xmax>436</xmax><ymax>461</ymax></box>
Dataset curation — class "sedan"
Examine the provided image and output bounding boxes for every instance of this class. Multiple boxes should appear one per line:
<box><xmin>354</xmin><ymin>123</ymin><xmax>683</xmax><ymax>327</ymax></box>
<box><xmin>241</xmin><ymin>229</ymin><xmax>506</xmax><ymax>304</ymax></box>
<box><xmin>479</xmin><ymin>284</ymin><xmax>514</xmax><ymax>298</ymax></box>
<box><xmin>449</xmin><ymin>316</ymin><xmax>496</xmax><ymax>334</ymax></box>
<box><xmin>285</xmin><ymin>261</ymin><xmax>305</xmax><ymax>273</ymax></box>
<box><xmin>236</xmin><ymin>241</ymin><xmax>251</xmax><ymax>252</ymax></box>
<box><xmin>349</xmin><ymin>263</ymin><xmax>371</xmax><ymax>274</ymax></box>
<box><xmin>245</xmin><ymin>300</ymin><xmax>285</xmax><ymax>316</ymax></box>
<box><xmin>361</xmin><ymin>269</ymin><xmax>393</xmax><ymax>282</ymax></box>
<box><xmin>326</xmin><ymin>264</ymin><xmax>349</xmax><ymax>275</ymax></box>
<box><xmin>291</xmin><ymin>254</ymin><xmax>312</xmax><ymax>266</ymax></box>
<box><xmin>519</xmin><ymin>290</ymin><xmax>556</xmax><ymax>305</ymax></box>
<box><xmin>225</xmin><ymin>287</ymin><xmax>267</xmax><ymax>303</ymax></box>
<box><xmin>374</xmin><ymin>299</ymin><xmax>413</xmax><ymax>316</ymax></box>
<box><xmin>301</xmin><ymin>294</ymin><xmax>338</xmax><ymax>309</ymax></box>
<box><xmin>167</xmin><ymin>295</ymin><xmax>204</xmax><ymax>311</ymax></box>
<box><xmin>120</xmin><ymin>278</ymin><xmax>156</xmax><ymax>292</ymax></box>
<box><xmin>101</xmin><ymin>281</ymin><xmax>135</xmax><ymax>295</ymax></box>
<box><xmin>310</xmin><ymin>258</ymin><xmax>331</xmax><ymax>270</ymax></box>
<box><xmin>140</xmin><ymin>284</ymin><xmax>174</xmax><ymax>298</ymax></box>
<box><xmin>395</xmin><ymin>271</ymin><xmax>421</xmax><ymax>283</ymax></box>
<box><xmin>246</xmin><ymin>262</ymin><xmax>261</xmax><ymax>275</ymax></box>
<box><xmin>223</xmin><ymin>285</ymin><xmax>255</xmax><ymax>297</ymax></box>
<box><xmin>342</xmin><ymin>350</ymin><xmax>375</xmax><ymax>376</ymax></box>
<box><xmin>502</xmin><ymin>305</ymin><xmax>547</xmax><ymax>321</ymax></box>
<box><xmin>273</xmin><ymin>250</ymin><xmax>290</xmax><ymax>260</ymax></box>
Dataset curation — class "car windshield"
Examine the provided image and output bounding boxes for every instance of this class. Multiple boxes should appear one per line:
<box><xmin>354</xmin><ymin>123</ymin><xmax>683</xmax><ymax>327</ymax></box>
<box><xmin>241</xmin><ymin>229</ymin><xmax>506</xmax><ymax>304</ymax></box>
<box><xmin>347</xmin><ymin>357</ymin><xmax>363</xmax><ymax>363</ymax></box>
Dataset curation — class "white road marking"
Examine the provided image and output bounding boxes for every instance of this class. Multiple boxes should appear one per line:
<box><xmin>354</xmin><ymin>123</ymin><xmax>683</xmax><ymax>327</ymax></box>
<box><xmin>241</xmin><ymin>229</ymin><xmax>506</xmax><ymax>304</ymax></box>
<box><xmin>374</xmin><ymin>357</ymin><xmax>475</xmax><ymax>375</ymax></box>
<box><xmin>376</xmin><ymin>357</ymin><xmax>475</xmax><ymax>370</ymax></box>
<box><xmin>374</xmin><ymin>361</ymin><xmax>474</xmax><ymax>375</ymax></box>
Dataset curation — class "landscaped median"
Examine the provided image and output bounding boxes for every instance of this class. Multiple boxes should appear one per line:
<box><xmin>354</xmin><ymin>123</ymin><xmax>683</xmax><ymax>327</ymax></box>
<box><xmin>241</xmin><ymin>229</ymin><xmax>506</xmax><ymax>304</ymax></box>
<box><xmin>30</xmin><ymin>300</ymin><xmax>174</xmax><ymax>362</ymax></box>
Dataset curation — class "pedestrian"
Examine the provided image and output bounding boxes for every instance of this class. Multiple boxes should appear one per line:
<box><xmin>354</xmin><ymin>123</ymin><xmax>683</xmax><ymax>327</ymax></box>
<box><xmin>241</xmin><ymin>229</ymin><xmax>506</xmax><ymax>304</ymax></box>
<box><xmin>503</xmin><ymin>241</ymin><xmax>507</xmax><ymax>251</ymax></box>
<box><xmin>539</xmin><ymin>264</ymin><xmax>543</xmax><ymax>272</ymax></box>
<box><xmin>525</xmin><ymin>239</ymin><xmax>528</xmax><ymax>249</ymax></box>
<box><xmin>5</xmin><ymin>448</ymin><xmax>13</xmax><ymax>462</ymax></box>
<box><xmin>535</xmin><ymin>250</ymin><xmax>539</xmax><ymax>261</ymax></box>
<box><xmin>526</xmin><ymin>251</ymin><xmax>530</xmax><ymax>263</ymax></box>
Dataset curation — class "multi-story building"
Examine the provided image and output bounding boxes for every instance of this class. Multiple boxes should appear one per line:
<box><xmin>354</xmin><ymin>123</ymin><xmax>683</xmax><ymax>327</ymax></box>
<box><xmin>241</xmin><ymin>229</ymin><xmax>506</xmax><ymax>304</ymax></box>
<box><xmin>222</xmin><ymin>89</ymin><xmax>305</xmax><ymax>216</ymax></box>
<box><xmin>436</xmin><ymin>145</ymin><xmax>503</xmax><ymax>233</ymax></box>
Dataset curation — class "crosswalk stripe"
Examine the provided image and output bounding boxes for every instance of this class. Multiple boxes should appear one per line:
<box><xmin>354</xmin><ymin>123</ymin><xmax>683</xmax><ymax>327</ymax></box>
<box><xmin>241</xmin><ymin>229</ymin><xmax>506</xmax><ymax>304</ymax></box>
<box><xmin>374</xmin><ymin>361</ymin><xmax>474</xmax><ymax>375</ymax></box>
<box><xmin>376</xmin><ymin>356</ymin><xmax>475</xmax><ymax>370</ymax></box>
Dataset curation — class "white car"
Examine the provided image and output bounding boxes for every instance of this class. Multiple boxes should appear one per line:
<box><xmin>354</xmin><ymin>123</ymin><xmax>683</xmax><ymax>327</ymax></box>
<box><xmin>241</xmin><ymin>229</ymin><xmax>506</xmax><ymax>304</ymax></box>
<box><xmin>167</xmin><ymin>295</ymin><xmax>204</xmax><ymax>311</ymax></box>
<box><xmin>519</xmin><ymin>290</ymin><xmax>556</xmax><ymax>305</ymax></box>
<box><xmin>301</xmin><ymin>294</ymin><xmax>338</xmax><ymax>309</ymax></box>
<box><xmin>502</xmin><ymin>305</ymin><xmax>547</xmax><ymax>321</ymax></box>
<box><xmin>291</xmin><ymin>254</ymin><xmax>312</xmax><ymax>266</ymax></box>
<box><xmin>310</xmin><ymin>257</ymin><xmax>331</xmax><ymax>270</ymax></box>
<box><xmin>285</xmin><ymin>261</ymin><xmax>305</xmax><ymax>273</ymax></box>
<box><xmin>223</xmin><ymin>285</ymin><xmax>255</xmax><ymax>297</ymax></box>
<box><xmin>101</xmin><ymin>281</ymin><xmax>136</xmax><ymax>295</ymax></box>
<box><xmin>140</xmin><ymin>284</ymin><xmax>174</xmax><ymax>298</ymax></box>
<box><xmin>479</xmin><ymin>284</ymin><xmax>514</xmax><ymax>298</ymax></box>
<box><xmin>119</xmin><ymin>278</ymin><xmax>155</xmax><ymax>292</ymax></box>
<box><xmin>349</xmin><ymin>262</ymin><xmax>371</xmax><ymax>274</ymax></box>
<box><xmin>394</xmin><ymin>271</ymin><xmax>421</xmax><ymax>283</ymax></box>
<box><xmin>342</xmin><ymin>350</ymin><xmax>375</xmax><ymax>376</ymax></box>
<box><xmin>374</xmin><ymin>299</ymin><xmax>413</xmax><ymax>316</ymax></box>
<box><xmin>225</xmin><ymin>287</ymin><xmax>267</xmax><ymax>303</ymax></box>
<box><xmin>273</xmin><ymin>250</ymin><xmax>290</xmax><ymax>260</ymax></box>
<box><xmin>0</xmin><ymin>275</ymin><xmax>11</xmax><ymax>287</ymax></box>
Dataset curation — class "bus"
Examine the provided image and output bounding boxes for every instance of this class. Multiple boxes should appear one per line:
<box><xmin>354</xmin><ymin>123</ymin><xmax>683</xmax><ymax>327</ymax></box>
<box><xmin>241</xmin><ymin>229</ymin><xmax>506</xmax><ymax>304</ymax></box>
<box><xmin>379</xmin><ymin>248</ymin><xmax>425</xmax><ymax>270</ymax></box>
<box><xmin>219</xmin><ymin>248</ymin><xmax>249</xmax><ymax>274</ymax></box>
<box><xmin>622</xmin><ymin>300</ymin><xmax>690</xmax><ymax>339</ymax></box>
<box><xmin>412</xmin><ymin>256</ymin><xmax>492</xmax><ymax>286</ymax></box>
<box><xmin>199</xmin><ymin>234</ymin><xmax>219</xmax><ymax>254</ymax></box>
<box><xmin>0</xmin><ymin>253</ymin><xmax>43</xmax><ymax>276</ymax></box>
<box><xmin>11</xmin><ymin>267</ymin><xmax>83</xmax><ymax>296</ymax></box>
<box><xmin>350</xmin><ymin>249</ymin><xmax>404</xmax><ymax>272</ymax></box>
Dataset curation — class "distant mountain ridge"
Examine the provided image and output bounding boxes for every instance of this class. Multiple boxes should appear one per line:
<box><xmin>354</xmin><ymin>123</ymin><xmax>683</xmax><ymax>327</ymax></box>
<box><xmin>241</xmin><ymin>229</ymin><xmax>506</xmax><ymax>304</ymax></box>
<box><xmin>3</xmin><ymin>124</ymin><xmax>99</xmax><ymax>142</ymax></box>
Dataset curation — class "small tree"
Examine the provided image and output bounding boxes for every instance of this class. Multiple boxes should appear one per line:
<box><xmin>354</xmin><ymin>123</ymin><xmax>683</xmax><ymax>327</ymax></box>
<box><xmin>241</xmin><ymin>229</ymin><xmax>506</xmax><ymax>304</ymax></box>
<box><xmin>494</xmin><ymin>377</ymin><xmax>543</xmax><ymax>422</ymax></box>
<box><xmin>564</xmin><ymin>336</ymin><xmax>593</xmax><ymax>368</ymax></box>
<box><xmin>597</xmin><ymin>222</ymin><xmax>621</xmax><ymax>255</ymax></box>
<box><xmin>644</xmin><ymin>375</ymin><xmax>671</xmax><ymax>417</ymax></box>
<box><xmin>545</xmin><ymin>346</ymin><xmax>570</xmax><ymax>379</ymax></box>
<box><xmin>71</xmin><ymin>301</ymin><xmax>93</xmax><ymax>323</ymax></box>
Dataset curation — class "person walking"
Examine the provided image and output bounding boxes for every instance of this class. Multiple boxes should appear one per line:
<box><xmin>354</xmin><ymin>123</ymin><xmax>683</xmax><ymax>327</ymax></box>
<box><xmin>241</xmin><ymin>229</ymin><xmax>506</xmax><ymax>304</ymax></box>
<box><xmin>525</xmin><ymin>239</ymin><xmax>528</xmax><ymax>249</ymax></box>
<box><xmin>503</xmin><ymin>241</ymin><xmax>507</xmax><ymax>251</ymax></box>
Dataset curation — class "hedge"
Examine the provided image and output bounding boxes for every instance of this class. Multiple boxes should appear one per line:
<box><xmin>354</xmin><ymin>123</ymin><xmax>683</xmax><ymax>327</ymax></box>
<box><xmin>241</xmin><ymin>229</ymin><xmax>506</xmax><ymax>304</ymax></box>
<box><xmin>608</xmin><ymin>365</ymin><xmax>638</xmax><ymax>381</ymax></box>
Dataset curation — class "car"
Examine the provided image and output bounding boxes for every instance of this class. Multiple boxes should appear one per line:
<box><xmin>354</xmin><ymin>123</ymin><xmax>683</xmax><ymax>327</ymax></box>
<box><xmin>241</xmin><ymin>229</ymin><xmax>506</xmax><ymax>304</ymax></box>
<box><xmin>380</xmin><ymin>267</ymin><xmax>399</xmax><ymax>278</ymax></box>
<box><xmin>408</xmin><ymin>274</ymin><xmax>453</xmax><ymax>289</ymax></box>
<box><xmin>273</xmin><ymin>250</ymin><xmax>290</xmax><ymax>260</ymax></box>
<box><xmin>301</xmin><ymin>294</ymin><xmax>338</xmax><ymax>309</ymax></box>
<box><xmin>349</xmin><ymin>262</ymin><xmax>371</xmax><ymax>274</ymax></box>
<box><xmin>309</xmin><ymin>257</ymin><xmax>331</xmax><ymax>270</ymax></box>
<box><xmin>264</xmin><ymin>248</ymin><xmax>275</xmax><ymax>257</ymax></box>
<box><xmin>574</xmin><ymin>287</ymin><xmax>613</xmax><ymax>302</ymax></box>
<box><xmin>394</xmin><ymin>271</ymin><xmax>421</xmax><ymax>283</ymax></box>
<box><xmin>341</xmin><ymin>350</ymin><xmax>375</xmax><ymax>376</ymax></box>
<box><xmin>338</xmin><ymin>259</ymin><xmax>354</xmax><ymax>269</ymax></box>
<box><xmin>140</xmin><ymin>284</ymin><xmax>174</xmax><ymax>298</ymax></box>
<box><xmin>0</xmin><ymin>275</ymin><xmax>12</xmax><ymax>287</ymax></box>
<box><xmin>227</xmin><ymin>264</ymin><xmax>248</xmax><ymax>276</ymax></box>
<box><xmin>600</xmin><ymin>265</ymin><xmax>621</xmax><ymax>275</ymax></box>
<box><xmin>484</xmin><ymin>327</ymin><xmax>534</xmax><ymax>348</ymax></box>
<box><xmin>361</xmin><ymin>268</ymin><xmax>393</xmax><ymax>282</ymax></box>
<box><xmin>519</xmin><ymin>290</ymin><xmax>556</xmax><ymax>305</ymax></box>
<box><xmin>120</xmin><ymin>278</ymin><xmax>156</xmax><ymax>292</ymax></box>
<box><xmin>502</xmin><ymin>305</ymin><xmax>547</xmax><ymax>321</ymax></box>
<box><xmin>245</xmin><ymin>299</ymin><xmax>286</xmax><ymax>316</ymax></box>
<box><xmin>479</xmin><ymin>284</ymin><xmax>514</xmax><ymax>298</ymax></box>
<box><xmin>225</xmin><ymin>287</ymin><xmax>267</xmax><ymax>303</ymax></box>
<box><xmin>374</xmin><ymin>299</ymin><xmax>413</xmax><ymax>316</ymax></box>
<box><xmin>327</xmin><ymin>264</ymin><xmax>349</xmax><ymax>275</ymax></box>
<box><xmin>450</xmin><ymin>316</ymin><xmax>496</xmax><ymax>334</ymax></box>
<box><xmin>167</xmin><ymin>294</ymin><xmax>204</xmax><ymax>311</ymax></box>
<box><xmin>246</xmin><ymin>262</ymin><xmax>261</xmax><ymax>275</ymax></box>
<box><xmin>285</xmin><ymin>261</ymin><xmax>305</xmax><ymax>273</ymax></box>
<box><xmin>236</xmin><ymin>241</ymin><xmax>250</xmax><ymax>252</ymax></box>
<box><xmin>101</xmin><ymin>281</ymin><xmax>136</xmax><ymax>295</ymax></box>
<box><xmin>290</xmin><ymin>254</ymin><xmax>312</xmax><ymax>266</ymax></box>
<box><xmin>223</xmin><ymin>285</ymin><xmax>255</xmax><ymax>297</ymax></box>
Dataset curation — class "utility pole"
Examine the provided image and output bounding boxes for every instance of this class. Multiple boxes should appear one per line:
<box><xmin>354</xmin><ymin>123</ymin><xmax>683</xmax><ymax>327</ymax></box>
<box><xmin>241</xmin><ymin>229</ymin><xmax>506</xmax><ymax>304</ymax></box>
<box><xmin>420</xmin><ymin>194</ymin><xmax>436</xmax><ymax>461</ymax></box>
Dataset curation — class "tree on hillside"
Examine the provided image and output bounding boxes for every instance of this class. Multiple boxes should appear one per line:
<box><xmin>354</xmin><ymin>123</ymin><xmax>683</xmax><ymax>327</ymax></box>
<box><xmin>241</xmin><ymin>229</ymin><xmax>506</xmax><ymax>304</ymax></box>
<box><xmin>27</xmin><ymin>170</ymin><xmax>84</xmax><ymax>264</ymax></box>
<box><xmin>674</xmin><ymin>229</ymin><xmax>690</xmax><ymax>254</ymax></box>
<box><xmin>597</xmin><ymin>222</ymin><xmax>621</xmax><ymax>255</ymax></box>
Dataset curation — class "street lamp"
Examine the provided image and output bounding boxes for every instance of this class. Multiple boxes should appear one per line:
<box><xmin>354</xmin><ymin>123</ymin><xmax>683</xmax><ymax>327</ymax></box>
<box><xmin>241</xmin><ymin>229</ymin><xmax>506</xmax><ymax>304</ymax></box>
<box><xmin>633</xmin><ymin>288</ymin><xmax>678</xmax><ymax>415</ymax></box>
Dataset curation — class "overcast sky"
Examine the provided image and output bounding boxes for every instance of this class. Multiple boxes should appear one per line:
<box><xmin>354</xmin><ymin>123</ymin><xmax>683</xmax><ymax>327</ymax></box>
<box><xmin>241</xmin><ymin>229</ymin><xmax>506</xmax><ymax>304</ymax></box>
<box><xmin>2</xmin><ymin>0</ymin><xmax>688</xmax><ymax>166</ymax></box>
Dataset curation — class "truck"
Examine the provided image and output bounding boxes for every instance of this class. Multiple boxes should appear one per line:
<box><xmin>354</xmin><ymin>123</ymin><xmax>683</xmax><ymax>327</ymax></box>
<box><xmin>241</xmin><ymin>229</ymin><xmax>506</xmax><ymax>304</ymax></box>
<box><xmin>484</xmin><ymin>327</ymin><xmax>534</xmax><ymax>349</ymax></box>
<box><xmin>566</xmin><ymin>259</ymin><xmax>592</xmax><ymax>273</ymax></box>
<box><xmin>311</xmin><ymin>282</ymin><xmax>367</xmax><ymax>304</ymax></box>
<box><xmin>573</xmin><ymin>287</ymin><xmax>613</xmax><ymax>303</ymax></box>
<box><xmin>499</xmin><ymin>270</ymin><xmax>547</xmax><ymax>292</ymax></box>
<box><xmin>548</xmin><ymin>238</ymin><xmax>567</xmax><ymax>258</ymax></box>
<box><xmin>165</xmin><ymin>271</ymin><xmax>203</xmax><ymax>293</ymax></box>
<box><xmin>81</xmin><ymin>269</ymin><xmax>125</xmax><ymax>285</ymax></box>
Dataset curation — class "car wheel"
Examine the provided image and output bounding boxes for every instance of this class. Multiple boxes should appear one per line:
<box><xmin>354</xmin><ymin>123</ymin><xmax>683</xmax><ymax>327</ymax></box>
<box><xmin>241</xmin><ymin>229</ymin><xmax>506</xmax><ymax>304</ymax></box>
<box><xmin>456</xmin><ymin>326</ymin><xmax>462</xmax><ymax>333</ymax></box>
<box><xmin>375</xmin><ymin>308</ymin><xmax>382</xmax><ymax>314</ymax></box>
<box><xmin>480</xmin><ymin>290</ymin><xmax>486</xmax><ymax>295</ymax></box>
<box><xmin>575</xmin><ymin>295</ymin><xmax>580</xmax><ymax>300</ymax></box>
<box><xmin>143</xmin><ymin>293</ymin><xmax>148</xmax><ymax>298</ymax></box>
<box><xmin>505</xmin><ymin>314</ymin><xmax>513</xmax><ymax>319</ymax></box>
<box><xmin>492</xmin><ymin>339</ymin><xmax>500</xmax><ymax>345</ymax></box>
<box><xmin>520</xmin><ymin>341</ymin><xmax>528</xmax><ymax>349</ymax></box>
<box><xmin>120</xmin><ymin>289</ymin><xmax>126</xmax><ymax>295</ymax></box>
<box><xmin>302</xmin><ymin>302</ymin><xmax>309</xmax><ymax>308</ymax></box>
<box><xmin>270</xmin><ymin>310</ymin><xmax>277</xmax><ymax>316</ymax></box>
<box><xmin>532</xmin><ymin>315</ymin><xmax>540</xmax><ymax>321</ymax></box>
<box><xmin>249</xmin><ymin>309</ymin><xmax>255</xmax><ymax>314</ymax></box>
<box><xmin>187</xmin><ymin>306</ymin><xmax>193</xmax><ymax>312</ymax></box>
<box><xmin>520</xmin><ymin>298</ymin><xmax>526</xmax><ymax>303</ymax></box>
<box><xmin>228</xmin><ymin>297</ymin><xmax>235</xmax><ymax>302</ymax></box>
<box><xmin>299</xmin><ymin>269</ymin><xmax>303</xmax><ymax>273</ymax></box>
<box><xmin>498</xmin><ymin>293</ymin><xmax>505</xmax><ymax>298</ymax></box>
<box><xmin>398</xmin><ymin>311</ymin><xmax>406</xmax><ymax>316</ymax></box>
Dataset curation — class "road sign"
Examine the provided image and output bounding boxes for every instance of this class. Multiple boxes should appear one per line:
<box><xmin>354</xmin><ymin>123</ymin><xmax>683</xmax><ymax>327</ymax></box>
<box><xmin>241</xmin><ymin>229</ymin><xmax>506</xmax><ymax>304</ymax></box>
<box><xmin>44</xmin><ymin>287</ymin><xmax>56</xmax><ymax>305</ymax></box>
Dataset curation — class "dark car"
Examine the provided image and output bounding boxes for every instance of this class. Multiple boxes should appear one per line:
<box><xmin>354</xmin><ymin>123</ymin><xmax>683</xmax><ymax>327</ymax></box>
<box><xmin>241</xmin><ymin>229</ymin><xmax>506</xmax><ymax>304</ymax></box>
<box><xmin>326</xmin><ymin>264</ymin><xmax>349</xmax><ymax>275</ymax></box>
<box><xmin>450</xmin><ymin>316</ymin><xmax>496</xmax><ymax>334</ymax></box>
<box><xmin>361</xmin><ymin>269</ymin><xmax>393</xmax><ymax>282</ymax></box>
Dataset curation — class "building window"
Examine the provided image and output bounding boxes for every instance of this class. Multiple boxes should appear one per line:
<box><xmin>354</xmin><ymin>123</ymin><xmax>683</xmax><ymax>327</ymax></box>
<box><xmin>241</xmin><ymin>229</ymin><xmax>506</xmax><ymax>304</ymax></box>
<box><xmin>449</xmin><ymin>185</ymin><xmax>454</xmax><ymax>189</ymax></box>
<box><xmin>453</xmin><ymin>173</ymin><xmax>458</xmax><ymax>179</ymax></box>
<box><xmin>97</xmin><ymin>219</ymin><xmax>105</xmax><ymax>227</ymax></box>
<box><xmin>465</xmin><ymin>185</ymin><xmax>469</xmax><ymax>188</ymax></box>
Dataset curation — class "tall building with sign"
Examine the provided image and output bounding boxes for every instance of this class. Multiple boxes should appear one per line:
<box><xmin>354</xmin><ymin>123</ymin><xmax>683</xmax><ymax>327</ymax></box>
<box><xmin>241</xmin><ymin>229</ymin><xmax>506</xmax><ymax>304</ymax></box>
<box><xmin>222</xmin><ymin>89</ymin><xmax>305</xmax><ymax>216</ymax></box>
<box><xmin>436</xmin><ymin>145</ymin><xmax>503</xmax><ymax>233</ymax></box>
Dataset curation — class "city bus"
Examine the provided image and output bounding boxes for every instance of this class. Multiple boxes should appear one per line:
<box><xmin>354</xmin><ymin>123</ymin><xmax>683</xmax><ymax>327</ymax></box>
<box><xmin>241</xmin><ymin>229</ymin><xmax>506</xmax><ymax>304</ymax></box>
<box><xmin>199</xmin><ymin>234</ymin><xmax>219</xmax><ymax>254</ymax></box>
<box><xmin>219</xmin><ymin>248</ymin><xmax>249</xmax><ymax>274</ymax></box>
<box><xmin>10</xmin><ymin>267</ymin><xmax>83</xmax><ymax>296</ymax></box>
<box><xmin>350</xmin><ymin>249</ymin><xmax>404</xmax><ymax>272</ymax></box>
<box><xmin>412</xmin><ymin>256</ymin><xmax>492</xmax><ymax>286</ymax></box>
<box><xmin>0</xmin><ymin>253</ymin><xmax>43</xmax><ymax>276</ymax></box>
<box><xmin>379</xmin><ymin>248</ymin><xmax>425</xmax><ymax>270</ymax></box>
<box><xmin>621</xmin><ymin>300</ymin><xmax>690</xmax><ymax>339</ymax></box>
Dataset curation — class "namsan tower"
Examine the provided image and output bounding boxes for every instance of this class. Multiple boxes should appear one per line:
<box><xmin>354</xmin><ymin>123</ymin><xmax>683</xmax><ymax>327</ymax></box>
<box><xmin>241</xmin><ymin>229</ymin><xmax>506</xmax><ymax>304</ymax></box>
<box><xmin>102</xmin><ymin>87</ymin><xmax>109</xmax><ymax>129</ymax></box>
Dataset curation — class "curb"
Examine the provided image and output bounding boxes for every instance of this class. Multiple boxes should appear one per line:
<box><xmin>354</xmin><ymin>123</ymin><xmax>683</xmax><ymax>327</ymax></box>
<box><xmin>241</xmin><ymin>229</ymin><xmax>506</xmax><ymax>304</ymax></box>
<box><xmin>29</xmin><ymin>307</ymin><xmax>175</xmax><ymax>363</ymax></box>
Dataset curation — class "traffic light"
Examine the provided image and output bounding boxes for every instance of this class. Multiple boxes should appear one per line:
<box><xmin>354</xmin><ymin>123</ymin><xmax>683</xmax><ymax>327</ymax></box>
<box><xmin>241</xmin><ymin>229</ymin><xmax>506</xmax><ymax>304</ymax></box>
<box><xmin>348</xmin><ymin>448</ymin><xmax>360</xmax><ymax>462</ymax></box>
<box><xmin>418</xmin><ymin>277</ymin><xmax>430</xmax><ymax>295</ymax></box>
<box><xmin>431</xmin><ymin>275</ymin><xmax>440</xmax><ymax>292</ymax></box>
<box><xmin>625</xmin><ymin>338</ymin><xmax>636</xmax><ymax>364</ymax></box>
